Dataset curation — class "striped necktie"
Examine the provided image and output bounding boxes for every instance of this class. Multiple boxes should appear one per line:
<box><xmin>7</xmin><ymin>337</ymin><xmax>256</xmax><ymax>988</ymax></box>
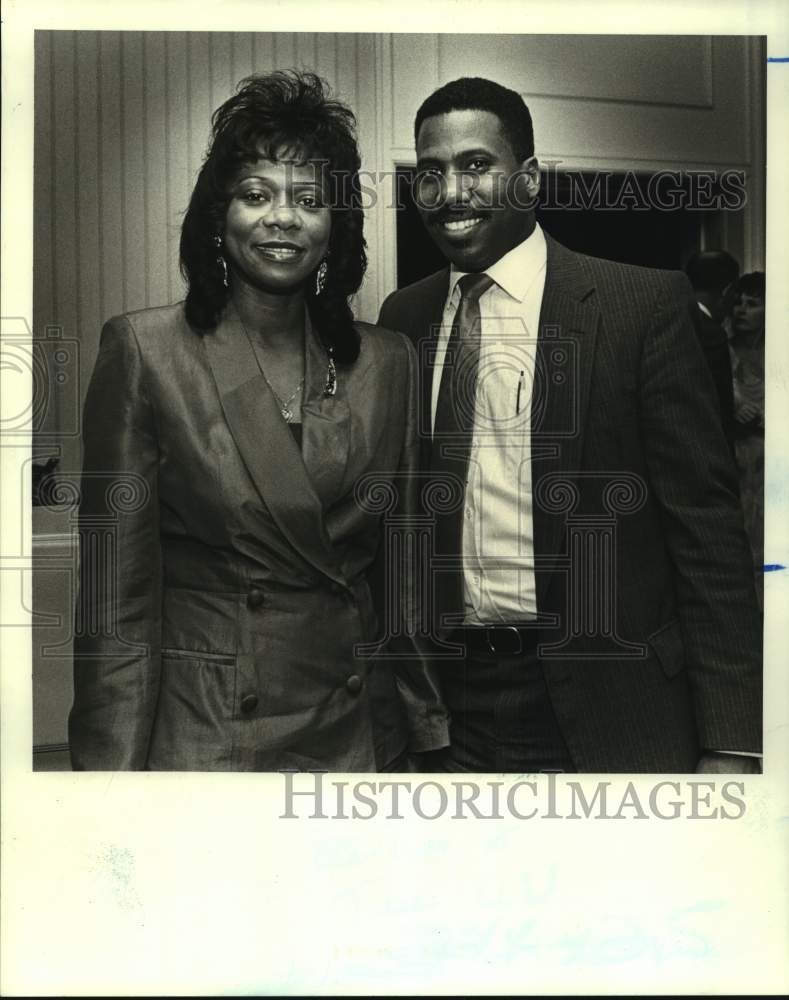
<box><xmin>431</xmin><ymin>272</ymin><xmax>495</xmax><ymax>628</ymax></box>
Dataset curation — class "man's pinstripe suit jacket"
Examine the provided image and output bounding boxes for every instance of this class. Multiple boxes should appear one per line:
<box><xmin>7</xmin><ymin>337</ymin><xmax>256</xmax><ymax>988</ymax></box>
<box><xmin>378</xmin><ymin>233</ymin><xmax>762</xmax><ymax>772</ymax></box>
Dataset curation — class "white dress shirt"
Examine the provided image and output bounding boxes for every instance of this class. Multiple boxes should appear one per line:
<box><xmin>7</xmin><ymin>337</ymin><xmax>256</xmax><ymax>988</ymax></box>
<box><xmin>431</xmin><ymin>224</ymin><xmax>548</xmax><ymax>624</ymax></box>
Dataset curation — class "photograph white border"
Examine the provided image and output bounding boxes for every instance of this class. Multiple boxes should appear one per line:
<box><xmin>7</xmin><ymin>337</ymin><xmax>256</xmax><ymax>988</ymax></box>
<box><xmin>2</xmin><ymin>1</ymin><xmax>788</xmax><ymax>995</ymax></box>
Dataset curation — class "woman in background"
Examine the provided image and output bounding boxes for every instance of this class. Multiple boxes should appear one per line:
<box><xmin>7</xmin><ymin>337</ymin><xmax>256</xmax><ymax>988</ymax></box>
<box><xmin>69</xmin><ymin>71</ymin><xmax>447</xmax><ymax>771</ymax></box>
<box><xmin>729</xmin><ymin>271</ymin><xmax>765</xmax><ymax>607</ymax></box>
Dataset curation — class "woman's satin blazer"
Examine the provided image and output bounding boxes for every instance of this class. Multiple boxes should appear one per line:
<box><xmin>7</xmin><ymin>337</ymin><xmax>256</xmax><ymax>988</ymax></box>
<box><xmin>69</xmin><ymin>301</ymin><xmax>448</xmax><ymax>771</ymax></box>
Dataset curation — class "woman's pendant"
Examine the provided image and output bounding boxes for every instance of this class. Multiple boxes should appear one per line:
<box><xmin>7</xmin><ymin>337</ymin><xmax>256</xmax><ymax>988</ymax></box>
<box><xmin>324</xmin><ymin>347</ymin><xmax>337</xmax><ymax>397</ymax></box>
<box><xmin>281</xmin><ymin>405</ymin><xmax>293</xmax><ymax>422</ymax></box>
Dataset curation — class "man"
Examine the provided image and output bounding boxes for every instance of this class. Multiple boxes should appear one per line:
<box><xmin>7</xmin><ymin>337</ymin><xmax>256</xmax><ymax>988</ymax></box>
<box><xmin>378</xmin><ymin>77</ymin><xmax>761</xmax><ymax>773</ymax></box>
<box><xmin>685</xmin><ymin>249</ymin><xmax>740</xmax><ymax>449</ymax></box>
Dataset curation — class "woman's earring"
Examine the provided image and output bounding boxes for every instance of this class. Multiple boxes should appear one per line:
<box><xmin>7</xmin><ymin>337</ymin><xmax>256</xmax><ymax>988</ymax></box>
<box><xmin>315</xmin><ymin>259</ymin><xmax>328</xmax><ymax>297</ymax></box>
<box><xmin>214</xmin><ymin>235</ymin><xmax>229</xmax><ymax>289</ymax></box>
<box><xmin>324</xmin><ymin>346</ymin><xmax>337</xmax><ymax>397</ymax></box>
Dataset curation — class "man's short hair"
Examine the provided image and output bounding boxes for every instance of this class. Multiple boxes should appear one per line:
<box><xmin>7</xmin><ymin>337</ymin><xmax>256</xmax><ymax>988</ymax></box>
<box><xmin>685</xmin><ymin>250</ymin><xmax>740</xmax><ymax>293</ymax></box>
<box><xmin>414</xmin><ymin>77</ymin><xmax>534</xmax><ymax>161</ymax></box>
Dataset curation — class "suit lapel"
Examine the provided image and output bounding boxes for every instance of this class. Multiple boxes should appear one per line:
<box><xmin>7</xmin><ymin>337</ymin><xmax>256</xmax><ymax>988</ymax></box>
<box><xmin>300</xmin><ymin>313</ymin><xmax>351</xmax><ymax>509</ymax></box>
<box><xmin>532</xmin><ymin>234</ymin><xmax>599</xmax><ymax>609</ymax></box>
<box><xmin>415</xmin><ymin>269</ymin><xmax>450</xmax><ymax>464</ymax></box>
<box><xmin>203</xmin><ymin>302</ymin><xmax>346</xmax><ymax>586</ymax></box>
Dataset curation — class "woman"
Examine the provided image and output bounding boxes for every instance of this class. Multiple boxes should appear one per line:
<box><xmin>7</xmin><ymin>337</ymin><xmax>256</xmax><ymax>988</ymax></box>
<box><xmin>729</xmin><ymin>271</ymin><xmax>765</xmax><ymax>606</ymax></box>
<box><xmin>69</xmin><ymin>71</ymin><xmax>448</xmax><ymax>771</ymax></box>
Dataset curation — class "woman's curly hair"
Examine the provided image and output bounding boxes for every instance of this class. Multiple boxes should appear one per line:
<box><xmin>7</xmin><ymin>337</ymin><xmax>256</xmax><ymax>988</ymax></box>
<box><xmin>735</xmin><ymin>271</ymin><xmax>765</xmax><ymax>300</ymax></box>
<box><xmin>180</xmin><ymin>70</ymin><xmax>367</xmax><ymax>363</ymax></box>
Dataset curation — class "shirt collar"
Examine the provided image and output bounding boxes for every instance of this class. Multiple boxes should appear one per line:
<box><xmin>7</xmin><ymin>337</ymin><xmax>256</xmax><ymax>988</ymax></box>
<box><xmin>448</xmin><ymin>222</ymin><xmax>547</xmax><ymax>305</ymax></box>
<box><xmin>697</xmin><ymin>301</ymin><xmax>713</xmax><ymax>320</ymax></box>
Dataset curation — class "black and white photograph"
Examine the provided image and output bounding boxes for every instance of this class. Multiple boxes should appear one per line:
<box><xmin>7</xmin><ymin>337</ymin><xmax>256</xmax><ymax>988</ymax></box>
<box><xmin>28</xmin><ymin>28</ymin><xmax>767</xmax><ymax>775</ymax></box>
<box><xmin>2</xmin><ymin>0</ymin><xmax>788</xmax><ymax>995</ymax></box>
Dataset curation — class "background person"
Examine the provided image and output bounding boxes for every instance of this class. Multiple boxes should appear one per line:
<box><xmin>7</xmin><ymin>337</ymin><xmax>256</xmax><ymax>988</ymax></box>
<box><xmin>730</xmin><ymin>270</ymin><xmax>766</xmax><ymax>606</ymax></box>
<box><xmin>685</xmin><ymin>249</ymin><xmax>740</xmax><ymax>449</ymax></box>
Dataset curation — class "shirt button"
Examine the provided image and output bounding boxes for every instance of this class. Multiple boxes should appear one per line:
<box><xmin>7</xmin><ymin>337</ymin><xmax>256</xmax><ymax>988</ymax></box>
<box><xmin>345</xmin><ymin>675</ymin><xmax>363</xmax><ymax>695</ymax></box>
<box><xmin>465</xmin><ymin>509</ymin><xmax>473</xmax><ymax>519</ymax></box>
<box><xmin>240</xmin><ymin>693</ymin><xmax>259</xmax><ymax>713</ymax></box>
<box><xmin>247</xmin><ymin>588</ymin><xmax>264</xmax><ymax>609</ymax></box>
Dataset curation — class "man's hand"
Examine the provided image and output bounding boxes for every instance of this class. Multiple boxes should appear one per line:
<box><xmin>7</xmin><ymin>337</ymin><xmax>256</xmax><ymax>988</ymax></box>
<box><xmin>408</xmin><ymin>749</ymin><xmax>448</xmax><ymax>772</ymax></box>
<box><xmin>734</xmin><ymin>401</ymin><xmax>763</xmax><ymax>425</ymax></box>
<box><xmin>696</xmin><ymin>751</ymin><xmax>761</xmax><ymax>774</ymax></box>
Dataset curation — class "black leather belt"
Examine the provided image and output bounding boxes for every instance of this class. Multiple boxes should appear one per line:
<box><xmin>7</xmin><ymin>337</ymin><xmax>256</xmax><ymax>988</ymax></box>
<box><xmin>451</xmin><ymin>624</ymin><xmax>540</xmax><ymax>656</ymax></box>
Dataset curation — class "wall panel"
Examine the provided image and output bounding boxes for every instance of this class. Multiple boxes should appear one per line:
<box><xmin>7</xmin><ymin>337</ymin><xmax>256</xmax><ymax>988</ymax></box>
<box><xmin>252</xmin><ymin>31</ymin><xmax>275</xmax><ymax>71</ymax></box>
<box><xmin>74</xmin><ymin>33</ymin><xmax>101</xmax><ymax>427</ymax></box>
<box><xmin>163</xmin><ymin>33</ymin><xmax>189</xmax><ymax>307</ymax></box>
<box><xmin>210</xmin><ymin>33</ymin><xmax>235</xmax><ymax>112</ymax></box>
<box><xmin>438</xmin><ymin>35</ymin><xmax>714</xmax><ymax>107</ymax></box>
<box><xmin>122</xmin><ymin>33</ymin><xmax>147</xmax><ymax>310</ymax></box>
<box><xmin>50</xmin><ymin>33</ymin><xmax>78</xmax><ymax>344</ymax></box>
<box><xmin>335</xmin><ymin>33</ymin><xmax>359</xmax><ymax>111</ymax></box>
<box><xmin>143</xmin><ymin>33</ymin><xmax>169</xmax><ymax>308</ymax></box>
<box><xmin>97</xmin><ymin>31</ymin><xmax>124</xmax><ymax>326</ymax></box>
<box><xmin>33</xmin><ymin>31</ymin><xmax>55</xmax><ymax>355</ymax></box>
<box><xmin>274</xmin><ymin>32</ymin><xmax>297</xmax><ymax>67</ymax></box>
<box><xmin>187</xmin><ymin>34</ymin><xmax>213</xmax><ymax>176</ymax></box>
<box><xmin>296</xmin><ymin>32</ymin><xmax>318</xmax><ymax>69</ymax></box>
<box><xmin>314</xmin><ymin>32</ymin><xmax>340</xmax><ymax>85</ymax></box>
<box><xmin>390</xmin><ymin>34</ymin><xmax>439</xmax><ymax>152</ymax></box>
<box><xmin>230</xmin><ymin>31</ymin><xmax>254</xmax><ymax>84</ymax></box>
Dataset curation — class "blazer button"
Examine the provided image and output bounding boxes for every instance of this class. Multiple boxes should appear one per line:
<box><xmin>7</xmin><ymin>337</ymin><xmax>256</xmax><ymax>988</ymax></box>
<box><xmin>330</xmin><ymin>582</ymin><xmax>344</xmax><ymax>595</ymax></box>
<box><xmin>247</xmin><ymin>588</ymin><xmax>264</xmax><ymax>609</ymax></box>
<box><xmin>345</xmin><ymin>674</ymin><xmax>363</xmax><ymax>695</ymax></box>
<box><xmin>240</xmin><ymin>693</ymin><xmax>259</xmax><ymax>713</ymax></box>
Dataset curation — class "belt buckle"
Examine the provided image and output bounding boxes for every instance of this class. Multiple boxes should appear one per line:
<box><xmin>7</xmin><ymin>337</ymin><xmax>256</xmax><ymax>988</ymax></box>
<box><xmin>486</xmin><ymin>625</ymin><xmax>522</xmax><ymax>656</ymax></box>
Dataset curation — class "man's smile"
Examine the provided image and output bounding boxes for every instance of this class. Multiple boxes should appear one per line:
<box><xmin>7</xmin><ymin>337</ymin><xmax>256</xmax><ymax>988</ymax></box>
<box><xmin>441</xmin><ymin>216</ymin><xmax>484</xmax><ymax>233</ymax></box>
<box><xmin>430</xmin><ymin>210</ymin><xmax>491</xmax><ymax>239</ymax></box>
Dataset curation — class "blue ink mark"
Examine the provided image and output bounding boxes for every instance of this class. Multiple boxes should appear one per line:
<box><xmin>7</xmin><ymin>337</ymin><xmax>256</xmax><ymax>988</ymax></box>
<box><xmin>100</xmin><ymin>844</ymin><xmax>141</xmax><ymax>911</ymax></box>
<box><xmin>767</xmin><ymin>57</ymin><xmax>789</xmax><ymax>62</ymax></box>
<box><xmin>763</xmin><ymin>563</ymin><xmax>786</xmax><ymax>572</ymax></box>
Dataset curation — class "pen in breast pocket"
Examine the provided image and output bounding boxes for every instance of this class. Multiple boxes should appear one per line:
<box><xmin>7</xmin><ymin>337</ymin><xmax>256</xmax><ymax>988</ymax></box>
<box><xmin>516</xmin><ymin>370</ymin><xmax>524</xmax><ymax>415</ymax></box>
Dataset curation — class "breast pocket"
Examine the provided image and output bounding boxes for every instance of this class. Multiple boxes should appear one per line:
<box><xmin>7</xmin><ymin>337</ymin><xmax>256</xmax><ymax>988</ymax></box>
<box><xmin>647</xmin><ymin>619</ymin><xmax>685</xmax><ymax>678</ymax></box>
<box><xmin>161</xmin><ymin>646</ymin><xmax>236</xmax><ymax>666</ymax></box>
<box><xmin>149</xmin><ymin>649</ymin><xmax>240</xmax><ymax>769</ymax></box>
<box><xmin>158</xmin><ymin>648</ymin><xmax>238</xmax><ymax>716</ymax></box>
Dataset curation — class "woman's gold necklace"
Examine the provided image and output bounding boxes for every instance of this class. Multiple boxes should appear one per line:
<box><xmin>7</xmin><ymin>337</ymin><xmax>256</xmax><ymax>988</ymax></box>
<box><xmin>266</xmin><ymin>376</ymin><xmax>304</xmax><ymax>423</ymax></box>
<box><xmin>240</xmin><ymin>319</ymin><xmax>305</xmax><ymax>423</ymax></box>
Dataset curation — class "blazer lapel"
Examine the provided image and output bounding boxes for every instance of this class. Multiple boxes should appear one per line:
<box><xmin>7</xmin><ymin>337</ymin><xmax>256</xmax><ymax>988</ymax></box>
<box><xmin>300</xmin><ymin>313</ymin><xmax>351</xmax><ymax>510</ymax></box>
<box><xmin>203</xmin><ymin>302</ymin><xmax>346</xmax><ymax>586</ymax></box>
<box><xmin>532</xmin><ymin>234</ymin><xmax>599</xmax><ymax>609</ymax></box>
